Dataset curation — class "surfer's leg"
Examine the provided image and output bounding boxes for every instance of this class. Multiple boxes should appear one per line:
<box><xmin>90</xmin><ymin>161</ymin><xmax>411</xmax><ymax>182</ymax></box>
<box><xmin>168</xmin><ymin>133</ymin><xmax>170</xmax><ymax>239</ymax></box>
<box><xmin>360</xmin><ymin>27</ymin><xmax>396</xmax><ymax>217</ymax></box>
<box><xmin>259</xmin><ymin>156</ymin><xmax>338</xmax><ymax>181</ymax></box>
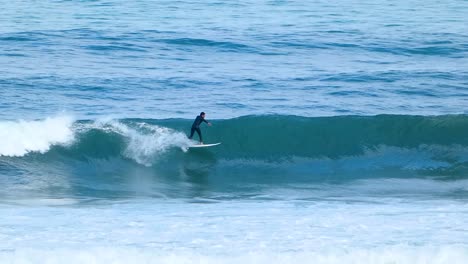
<box><xmin>189</xmin><ymin>127</ymin><xmax>195</xmax><ymax>139</ymax></box>
<box><xmin>196</xmin><ymin>128</ymin><xmax>202</xmax><ymax>143</ymax></box>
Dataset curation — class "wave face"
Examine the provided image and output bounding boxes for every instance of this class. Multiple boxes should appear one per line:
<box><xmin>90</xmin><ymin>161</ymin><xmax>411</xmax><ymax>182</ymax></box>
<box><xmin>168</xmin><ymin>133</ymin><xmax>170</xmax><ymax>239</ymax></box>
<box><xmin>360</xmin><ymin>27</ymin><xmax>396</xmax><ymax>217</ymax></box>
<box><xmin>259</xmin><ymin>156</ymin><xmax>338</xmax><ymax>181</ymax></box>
<box><xmin>1</xmin><ymin>115</ymin><xmax>468</xmax><ymax>200</ymax></box>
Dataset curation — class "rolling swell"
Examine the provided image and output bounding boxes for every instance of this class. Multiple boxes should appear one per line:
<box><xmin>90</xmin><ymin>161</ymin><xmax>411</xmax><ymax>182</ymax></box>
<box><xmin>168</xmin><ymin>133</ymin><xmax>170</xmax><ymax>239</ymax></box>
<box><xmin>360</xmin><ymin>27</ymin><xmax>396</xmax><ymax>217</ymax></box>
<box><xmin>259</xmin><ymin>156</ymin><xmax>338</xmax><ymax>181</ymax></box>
<box><xmin>3</xmin><ymin>115</ymin><xmax>468</xmax><ymax>165</ymax></box>
<box><xmin>1</xmin><ymin>115</ymin><xmax>468</xmax><ymax>200</ymax></box>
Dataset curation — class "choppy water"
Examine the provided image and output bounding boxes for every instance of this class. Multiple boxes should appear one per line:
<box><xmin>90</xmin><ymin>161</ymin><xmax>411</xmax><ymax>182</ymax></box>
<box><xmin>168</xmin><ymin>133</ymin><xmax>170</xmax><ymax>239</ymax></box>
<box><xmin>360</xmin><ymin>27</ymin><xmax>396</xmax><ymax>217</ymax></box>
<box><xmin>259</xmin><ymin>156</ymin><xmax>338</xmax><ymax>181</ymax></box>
<box><xmin>1</xmin><ymin>0</ymin><xmax>467</xmax><ymax>119</ymax></box>
<box><xmin>1</xmin><ymin>0</ymin><xmax>468</xmax><ymax>263</ymax></box>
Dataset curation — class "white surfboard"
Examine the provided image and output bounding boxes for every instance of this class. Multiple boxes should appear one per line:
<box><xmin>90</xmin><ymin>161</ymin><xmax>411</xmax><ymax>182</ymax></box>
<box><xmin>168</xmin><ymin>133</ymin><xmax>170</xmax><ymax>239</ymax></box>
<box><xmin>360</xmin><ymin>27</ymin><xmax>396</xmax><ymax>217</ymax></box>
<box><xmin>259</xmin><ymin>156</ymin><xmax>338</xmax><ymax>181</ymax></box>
<box><xmin>188</xmin><ymin>142</ymin><xmax>221</xmax><ymax>148</ymax></box>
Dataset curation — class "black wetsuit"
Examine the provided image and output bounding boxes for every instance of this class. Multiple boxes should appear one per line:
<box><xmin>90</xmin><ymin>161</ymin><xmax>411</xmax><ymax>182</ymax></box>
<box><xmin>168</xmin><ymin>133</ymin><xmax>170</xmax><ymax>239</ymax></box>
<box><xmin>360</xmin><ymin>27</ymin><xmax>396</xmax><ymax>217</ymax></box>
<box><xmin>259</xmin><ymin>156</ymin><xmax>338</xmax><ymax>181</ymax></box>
<box><xmin>189</xmin><ymin>115</ymin><xmax>208</xmax><ymax>141</ymax></box>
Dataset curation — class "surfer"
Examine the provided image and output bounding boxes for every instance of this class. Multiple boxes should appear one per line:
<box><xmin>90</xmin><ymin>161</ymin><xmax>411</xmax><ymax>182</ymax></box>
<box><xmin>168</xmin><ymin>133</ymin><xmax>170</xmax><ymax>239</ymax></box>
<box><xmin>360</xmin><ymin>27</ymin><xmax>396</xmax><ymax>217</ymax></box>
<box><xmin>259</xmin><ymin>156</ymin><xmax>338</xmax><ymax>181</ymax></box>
<box><xmin>188</xmin><ymin>112</ymin><xmax>212</xmax><ymax>144</ymax></box>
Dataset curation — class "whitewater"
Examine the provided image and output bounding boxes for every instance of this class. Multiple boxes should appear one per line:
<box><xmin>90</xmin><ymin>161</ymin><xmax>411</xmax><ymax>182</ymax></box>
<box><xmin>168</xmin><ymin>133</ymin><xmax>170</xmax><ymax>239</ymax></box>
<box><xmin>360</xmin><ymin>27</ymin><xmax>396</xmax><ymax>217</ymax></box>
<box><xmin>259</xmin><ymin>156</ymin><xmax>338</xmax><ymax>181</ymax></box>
<box><xmin>1</xmin><ymin>0</ymin><xmax>468</xmax><ymax>263</ymax></box>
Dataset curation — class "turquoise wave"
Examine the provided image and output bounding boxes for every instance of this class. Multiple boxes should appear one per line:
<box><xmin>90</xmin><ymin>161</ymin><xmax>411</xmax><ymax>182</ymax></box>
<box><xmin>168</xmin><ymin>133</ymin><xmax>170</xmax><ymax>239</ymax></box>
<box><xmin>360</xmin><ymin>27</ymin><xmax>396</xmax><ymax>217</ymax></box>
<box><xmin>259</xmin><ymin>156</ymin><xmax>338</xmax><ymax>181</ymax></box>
<box><xmin>1</xmin><ymin>115</ymin><xmax>467</xmax><ymax>200</ymax></box>
<box><xmin>21</xmin><ymin>114</ymin><xmax>468</xmax><ymax>171</ymax></box>
<box><xmin>181</xmin><ymin>114</ymin><xmax>468</xmax><ymax>159</ymax></box>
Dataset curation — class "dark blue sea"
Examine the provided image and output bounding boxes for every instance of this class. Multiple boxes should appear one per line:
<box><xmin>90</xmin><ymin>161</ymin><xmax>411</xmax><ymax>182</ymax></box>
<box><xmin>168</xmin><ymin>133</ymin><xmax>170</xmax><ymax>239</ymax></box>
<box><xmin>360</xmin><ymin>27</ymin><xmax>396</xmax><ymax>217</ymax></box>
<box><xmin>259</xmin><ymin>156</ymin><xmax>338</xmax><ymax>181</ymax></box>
<box><xmin>1</xmin><ymin>0</ymin><xmax>468</xmax><ymax>263</ymax></box>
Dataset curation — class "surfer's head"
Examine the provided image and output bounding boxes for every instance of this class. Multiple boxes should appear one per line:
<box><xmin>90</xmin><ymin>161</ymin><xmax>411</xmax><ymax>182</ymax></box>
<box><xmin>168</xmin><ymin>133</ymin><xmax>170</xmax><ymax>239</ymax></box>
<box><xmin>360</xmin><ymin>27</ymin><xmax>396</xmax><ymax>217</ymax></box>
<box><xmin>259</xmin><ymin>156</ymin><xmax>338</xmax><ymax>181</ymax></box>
<box><xmin>200</xmin><ymin>112</ymin><xmax>205</xmax><ymax>117</ymax></box>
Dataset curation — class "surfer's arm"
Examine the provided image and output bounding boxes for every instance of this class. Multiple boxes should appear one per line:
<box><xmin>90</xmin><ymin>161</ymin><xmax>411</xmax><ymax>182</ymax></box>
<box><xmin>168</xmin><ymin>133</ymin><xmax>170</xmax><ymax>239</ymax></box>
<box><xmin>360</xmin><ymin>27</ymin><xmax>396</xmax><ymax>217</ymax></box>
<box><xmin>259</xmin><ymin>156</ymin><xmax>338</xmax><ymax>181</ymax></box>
<box><xmin>203</xmin><ymin>118</ymin><xmax>212</xmax><ymax>126</ymax></box>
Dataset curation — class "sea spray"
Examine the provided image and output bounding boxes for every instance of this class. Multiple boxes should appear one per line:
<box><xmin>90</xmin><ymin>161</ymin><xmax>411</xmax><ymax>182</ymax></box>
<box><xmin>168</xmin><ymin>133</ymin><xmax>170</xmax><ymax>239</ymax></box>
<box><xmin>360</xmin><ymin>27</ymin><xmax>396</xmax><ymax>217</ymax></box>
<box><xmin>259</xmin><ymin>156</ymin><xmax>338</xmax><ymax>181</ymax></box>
<box><xmin>90</xmin><ymin>119</ymin><xmax>192</xmax><ymax>166</ymax></box>
<box><xmin>0</xmin><ymin>115</ymin><xmax>75</xmax><ymax>157</ymax></box>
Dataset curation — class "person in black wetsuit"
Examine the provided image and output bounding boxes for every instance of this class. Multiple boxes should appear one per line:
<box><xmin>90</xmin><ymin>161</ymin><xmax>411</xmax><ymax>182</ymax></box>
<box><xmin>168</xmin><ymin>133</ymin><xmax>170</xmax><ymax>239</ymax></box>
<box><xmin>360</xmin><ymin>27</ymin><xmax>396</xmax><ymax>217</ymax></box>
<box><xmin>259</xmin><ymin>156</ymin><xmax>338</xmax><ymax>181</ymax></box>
<box><xmin>188</xmin><ymin>112</ymin><xmax>212</xmax><ymax>144</ymax></box>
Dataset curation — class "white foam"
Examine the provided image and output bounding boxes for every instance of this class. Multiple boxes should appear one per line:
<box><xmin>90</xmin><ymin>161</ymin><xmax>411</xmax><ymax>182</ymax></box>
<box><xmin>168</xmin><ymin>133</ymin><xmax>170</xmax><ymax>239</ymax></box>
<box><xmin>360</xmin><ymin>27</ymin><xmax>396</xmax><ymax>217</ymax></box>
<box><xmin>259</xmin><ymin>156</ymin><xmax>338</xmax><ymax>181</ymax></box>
<box><xmin>0</xmin><ymin>116</ymin><xmax>75</xmax><ymax>157</ymax></box>
<box><xmin>1</xmin><ymin>200</ymin><xmax>468</xmax><ymax>263</ymax></box>
<box><xmin>5</xmin><ymin>198</ymin><xmax>80</xmax><ymax>206</ymax></box>
<box><xmin>1</xmin><ymin>245</ymin><xmax>467</xmax><ymax>264</ymax></box>
<box><xmin>95</xmin><ymin>120</ymin><xmax>192</xmax><ymax>166</ymax></box>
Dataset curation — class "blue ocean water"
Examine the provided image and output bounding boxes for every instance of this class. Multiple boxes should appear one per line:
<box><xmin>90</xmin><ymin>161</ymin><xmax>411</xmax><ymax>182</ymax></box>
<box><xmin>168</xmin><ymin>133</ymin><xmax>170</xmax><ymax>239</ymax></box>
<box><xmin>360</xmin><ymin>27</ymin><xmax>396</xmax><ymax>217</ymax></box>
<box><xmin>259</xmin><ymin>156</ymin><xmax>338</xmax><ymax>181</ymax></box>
<box><xmin>1</xmin><ymin>0</ymin><xmax>467</xmax><ymax>119</ymax></box>
<box><xmin>1</xmin><ymin>0</ymin><xmax>468</xmax><ymax>263</ymax></box>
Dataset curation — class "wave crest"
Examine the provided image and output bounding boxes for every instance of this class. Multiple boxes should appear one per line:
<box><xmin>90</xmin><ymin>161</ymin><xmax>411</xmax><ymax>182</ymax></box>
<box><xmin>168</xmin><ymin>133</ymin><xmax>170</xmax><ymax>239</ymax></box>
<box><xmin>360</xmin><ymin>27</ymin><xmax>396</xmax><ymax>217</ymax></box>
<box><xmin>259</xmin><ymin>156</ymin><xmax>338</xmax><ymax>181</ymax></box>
<box><xmin>0</xmin><ymin>115</ymin><xmax>74</xmax><ymax>157</ymax></box>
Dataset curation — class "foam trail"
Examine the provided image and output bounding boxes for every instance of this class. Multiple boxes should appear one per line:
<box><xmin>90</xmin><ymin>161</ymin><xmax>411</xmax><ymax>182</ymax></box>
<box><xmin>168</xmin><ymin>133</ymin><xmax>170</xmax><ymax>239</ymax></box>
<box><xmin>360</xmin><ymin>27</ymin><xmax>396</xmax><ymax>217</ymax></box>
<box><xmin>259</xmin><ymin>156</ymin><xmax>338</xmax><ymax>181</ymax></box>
<box><xmin>0</xmin><ymin>116</ymin><xmax>75</xmax><ymax>157</ymax></box>
<box><xmin>96</xmin><ymin>120</ymin><xmax>192</xmax><ymax>166</ymax></box>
